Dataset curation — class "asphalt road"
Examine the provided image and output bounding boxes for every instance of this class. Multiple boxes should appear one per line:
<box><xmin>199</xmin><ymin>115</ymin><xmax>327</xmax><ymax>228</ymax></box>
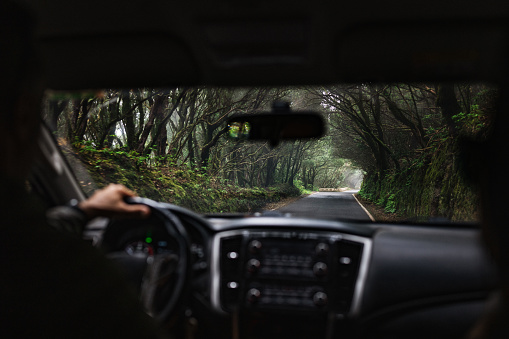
<box><xmin>277</xmin><ymin>190</ymin><xmax>372</xmax><ymax>221</ymax></box>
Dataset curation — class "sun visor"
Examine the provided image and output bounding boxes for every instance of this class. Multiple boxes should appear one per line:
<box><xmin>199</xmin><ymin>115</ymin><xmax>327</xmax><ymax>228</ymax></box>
<box><xmin>39</xmin><ymin>34</ymin><xmax>200</xmax><ymax>90</ymax></box>
<box><xmin>336</xmin><ymin>22</ymin><xmax>509</xmax><ymax>82</ymax></box>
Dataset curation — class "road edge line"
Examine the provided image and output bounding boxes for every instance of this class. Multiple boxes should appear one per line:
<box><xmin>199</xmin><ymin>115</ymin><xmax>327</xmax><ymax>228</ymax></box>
<box><xmin>352</xmin><ymin>194</ymin><xmax>376</xmax><ymax>222</ymax></box>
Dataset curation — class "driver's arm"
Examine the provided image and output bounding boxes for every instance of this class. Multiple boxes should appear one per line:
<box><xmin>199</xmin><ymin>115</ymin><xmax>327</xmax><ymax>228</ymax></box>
<box><xmin>47</xmin><ymin>184</ymin><xmax>151</xmax><ymax>237</ymax></box>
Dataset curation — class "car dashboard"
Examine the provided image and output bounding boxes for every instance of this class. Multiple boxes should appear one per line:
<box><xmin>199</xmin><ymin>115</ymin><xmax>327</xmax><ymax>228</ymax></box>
<box><xmin>90</xmin><ymin>203</ymin><xmax>497</xmax><ymax>339</ymax></box>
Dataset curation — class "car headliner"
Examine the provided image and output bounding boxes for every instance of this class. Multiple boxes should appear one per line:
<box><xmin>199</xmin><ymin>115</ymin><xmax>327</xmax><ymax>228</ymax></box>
<box><xmin>24</xmin><ymin>0</ymin><xmax>509</xmax><ymax>89</ymax></box>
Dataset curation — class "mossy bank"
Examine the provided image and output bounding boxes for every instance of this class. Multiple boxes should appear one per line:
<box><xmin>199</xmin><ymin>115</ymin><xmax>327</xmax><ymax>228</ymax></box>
<box><xmin>63</xmin><ymin>141</ymin><xmax>301</xmax><ymax>214</ymax></box>
<box><xmin>359</xmin><ymin>140</ymin><xmax>479</xmax><ymax>222</ymax></box>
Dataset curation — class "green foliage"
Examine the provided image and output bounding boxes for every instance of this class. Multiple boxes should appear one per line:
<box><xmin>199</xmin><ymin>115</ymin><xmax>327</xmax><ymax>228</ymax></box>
<box><xmin>384</xmin><ymin>194</ymin><xmax>397</xmax><ymax>213</ymax></box>
<box><xmin>293</xmin><ymin>179</ymin><xmax>313</xmax><ymax>195</ymax></box>
<box><xmin>452</xmin><ymin>106</ymin><xmax>487</xmax><ymax>136</ymax></box>
<box><xmin>266</xmin><ymin>183</ymin><xmax>300</xmax><ymax>199</ymax></box>
<box><xmin>67</xmin><ymin>141</ymin><xmax>301</xmax><ymax>213</ymax></box>
<box><xmin>360</xmin><ymin>139</ymin><xmax>479</xmax><ymax>221</ymax></box>
<box><xmin>358</xmin><ymin>84</ymin><xmax>494</xmax><ymax>221</ymax></box>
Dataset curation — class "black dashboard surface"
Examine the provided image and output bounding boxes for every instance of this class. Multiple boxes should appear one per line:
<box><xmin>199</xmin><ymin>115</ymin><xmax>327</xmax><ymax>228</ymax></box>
<box><xmin>357</xmin><ymin>225</ymin><xmax>497</xmax><ymax>338</ymax></box>
<box><xmin>94</xmin><ymin>204</ymin><xmax>498</xmax><ymax>339</ymax></box>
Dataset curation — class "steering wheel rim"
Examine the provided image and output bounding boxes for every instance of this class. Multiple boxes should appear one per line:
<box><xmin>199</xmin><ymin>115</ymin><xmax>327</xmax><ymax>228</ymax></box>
<box><xmin>102</xmin><ymin>197</ymin><xmax>191</xmax><ymax>323</ymax></box>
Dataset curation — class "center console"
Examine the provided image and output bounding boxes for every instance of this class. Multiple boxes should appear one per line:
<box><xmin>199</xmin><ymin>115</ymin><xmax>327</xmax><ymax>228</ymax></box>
<box><xmin>211</xmin><ymin>229</ymin><xmax>371</xmax><ymax>317</ymax></box>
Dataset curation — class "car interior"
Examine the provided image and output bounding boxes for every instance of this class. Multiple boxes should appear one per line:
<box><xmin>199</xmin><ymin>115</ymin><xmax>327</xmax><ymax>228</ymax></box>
<box><xmin>18</xmin><ymin>0</ymin><xmax>509</xmax><ymax>338</ymax></box>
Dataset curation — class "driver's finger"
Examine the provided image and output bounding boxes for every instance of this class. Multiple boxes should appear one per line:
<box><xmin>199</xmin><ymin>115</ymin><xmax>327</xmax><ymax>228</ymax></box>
<box><xmin>119</xmin><ymin>203</ymin><xmax>151</xmax><ymax>218</ymax></box>
<box><xmin>109</xmin><ymin>184</ymin><xmax>137</xmax><ymax>197</ymax></box>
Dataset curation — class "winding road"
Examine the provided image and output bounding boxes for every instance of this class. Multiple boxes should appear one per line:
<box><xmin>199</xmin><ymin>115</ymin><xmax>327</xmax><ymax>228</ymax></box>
<box><xmin>277</xmin><ymin>190</ymin><xmax>373</xmax><ymax>221</ymax></box>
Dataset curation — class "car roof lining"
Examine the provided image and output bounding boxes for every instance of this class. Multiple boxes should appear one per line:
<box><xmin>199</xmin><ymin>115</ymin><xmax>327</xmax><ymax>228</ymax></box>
<box><xmin>39</xmin><ymin>33</ymin><xmax>201</xmax><ymax>90</ymax></box>
<box><xmin>336</xmin><ymin>21</ymin><xmax>509</xmax><ymax>83</ymax></box>
<box><xmin>25</xmin><ymin>0</ymin><xmax>509</xmax><ymax>89</ymax></box>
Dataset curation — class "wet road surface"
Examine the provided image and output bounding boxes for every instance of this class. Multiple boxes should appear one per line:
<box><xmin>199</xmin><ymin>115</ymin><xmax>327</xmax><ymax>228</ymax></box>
<box><xmin>277</xmin><ymin>190</ymin><xmax>372</xmax><ymax>221</ymax></box>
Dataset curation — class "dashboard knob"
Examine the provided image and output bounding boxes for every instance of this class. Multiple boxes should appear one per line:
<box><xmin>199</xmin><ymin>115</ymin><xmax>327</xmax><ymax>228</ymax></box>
<box><xmin>313</xmin><ymin>262</ymin><xmax>328</xmax><ymax>276</ymax></box>
<box><xmin>313</xmin><ymin>292</ymin><xmax>328</xmax><ymax>306</ymax></box>
<box><xmin>249</xmin><ymin>240</ymin><xmax>262</xmax><ymax>253</ymax></box>
<box><xmin>315</xmin><ymin>242</ymin><xmax>329</xmax><ymax>255</ymax></box>
<box><xmin>247</xmin><ymin>259</ymin><xmax>261</xmax><ymax>273</ymax></box>
<box><xmin>247</xmin><ymin>288</ymin><xmax>261</xmax><ymax>303</ymax></box>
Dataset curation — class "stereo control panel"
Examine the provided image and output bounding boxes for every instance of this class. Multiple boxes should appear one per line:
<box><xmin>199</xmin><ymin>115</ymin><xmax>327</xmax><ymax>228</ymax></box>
<box><xmin>212</xmin><ymin>229</ymin><xmax>369</xmax><ymax>315</ymax></box>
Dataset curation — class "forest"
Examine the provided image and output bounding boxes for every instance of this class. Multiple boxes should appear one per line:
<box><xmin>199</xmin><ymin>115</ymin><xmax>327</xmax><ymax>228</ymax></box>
<box><xmin>43</xmin><ymin>83</ymin><xmax>494</xmax><ymax>220</ymax></box>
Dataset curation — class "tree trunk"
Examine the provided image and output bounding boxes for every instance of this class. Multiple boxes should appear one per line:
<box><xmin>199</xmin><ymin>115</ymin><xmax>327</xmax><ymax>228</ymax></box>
<box><xmin>135</xmin><ymin>95</ymin><xmax>167</xmax><ymax>154</ymax></box>
<box><xmin>436</xmin><ymin>84</ymin><xmax>461</xmax><ymax>138</ymax></box>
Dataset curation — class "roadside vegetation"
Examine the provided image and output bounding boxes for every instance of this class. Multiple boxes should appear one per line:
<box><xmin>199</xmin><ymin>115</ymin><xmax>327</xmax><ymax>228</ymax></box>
<box><xmin>62</xmin><ymin>140</ymin><xmax>301</xmax><ymax>213</ymax></box>
<box><xmin>341</xmin><ymin>84</ymin><xmax>494</xmax><ymax>222</ymax></box>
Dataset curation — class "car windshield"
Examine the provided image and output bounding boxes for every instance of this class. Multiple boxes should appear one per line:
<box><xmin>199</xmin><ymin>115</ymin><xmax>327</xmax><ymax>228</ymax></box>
<box><xmin>42</xmin><ymin>84</ymin><xmax>493</xmax><ymax>223</ymax></box>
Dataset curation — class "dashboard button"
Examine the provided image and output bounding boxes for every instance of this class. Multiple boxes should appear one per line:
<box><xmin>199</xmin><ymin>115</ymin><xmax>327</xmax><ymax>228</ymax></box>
<box><xmin>249</xmin><ymin>240</ymin><xmax>262</xmax><ymax>253</ymax></box>
<box><xmin>339</xmin><ymin>257</ymin><xmax>351</xmax><ymax>265</ymax></box>
<box><xmin>315</xmin><ymin>243</ymin><xmax>329</xmax><ymax>255</ymax></box>
<box><xmin>227</xmin><ymin>281</ymin><xmax>239</xmax><ymax>289</ymax></box>
<box><xmin>313</xmin><ymin>262</ymin><xmax>328</xmax><ymax>276</ymax></box>
<box><xmin>247</xmin><ymin>288</ymin><xmax>261</xmax><ymax>303</ymax></box>
<box><xmin>227</xmin><ymin>251</ymin><xmax>239</xmax><ymax>259</ymax></box>
<box><xmin>313</xmin><ymin>292</ymin><xmax>328</xmax><ymax>306</ymax></box>
<box><xmin>247</xmin><ymin>259</ymin><xmax>261</xmax><ymax>273</ymax></box>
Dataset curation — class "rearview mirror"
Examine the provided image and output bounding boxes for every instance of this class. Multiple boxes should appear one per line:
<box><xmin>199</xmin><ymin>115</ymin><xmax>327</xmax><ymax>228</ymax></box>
<box><xmin>227</xmin><ymin>110</ymin><xmax>325</xmax><ymax>147</ymax></box>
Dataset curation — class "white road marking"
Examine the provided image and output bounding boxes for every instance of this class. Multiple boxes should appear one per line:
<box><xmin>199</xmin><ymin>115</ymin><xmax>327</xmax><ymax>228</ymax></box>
<box><xmin>352</xmin><ymin>194</ymin><xmax>376</xmax><ymax>222</ymax></box>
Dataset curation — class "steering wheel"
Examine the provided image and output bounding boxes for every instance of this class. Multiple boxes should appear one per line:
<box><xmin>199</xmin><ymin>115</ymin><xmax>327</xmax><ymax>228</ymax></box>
<box><xmin>101</xmin><ymin>197</ymin><xmax>191</xmax><ymax>323</ymax></box>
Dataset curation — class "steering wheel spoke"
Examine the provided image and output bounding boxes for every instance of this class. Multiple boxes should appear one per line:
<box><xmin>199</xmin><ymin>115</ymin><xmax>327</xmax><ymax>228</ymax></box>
<box><xmin>102</xmin><ymin>198</ymin><xmax>191</xmax><ymax>324</ymax></box>
<box><xmin>141</xmin><ymin>253</ymin><xmax>179</xmax><ymax>316</ymax></box>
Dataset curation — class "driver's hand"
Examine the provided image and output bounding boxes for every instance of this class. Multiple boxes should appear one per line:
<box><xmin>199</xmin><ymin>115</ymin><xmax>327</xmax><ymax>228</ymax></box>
<box><xmin>78</xmin><ymin>184</ymin><xmax>151</xmax><ymax>219</ymax></box>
